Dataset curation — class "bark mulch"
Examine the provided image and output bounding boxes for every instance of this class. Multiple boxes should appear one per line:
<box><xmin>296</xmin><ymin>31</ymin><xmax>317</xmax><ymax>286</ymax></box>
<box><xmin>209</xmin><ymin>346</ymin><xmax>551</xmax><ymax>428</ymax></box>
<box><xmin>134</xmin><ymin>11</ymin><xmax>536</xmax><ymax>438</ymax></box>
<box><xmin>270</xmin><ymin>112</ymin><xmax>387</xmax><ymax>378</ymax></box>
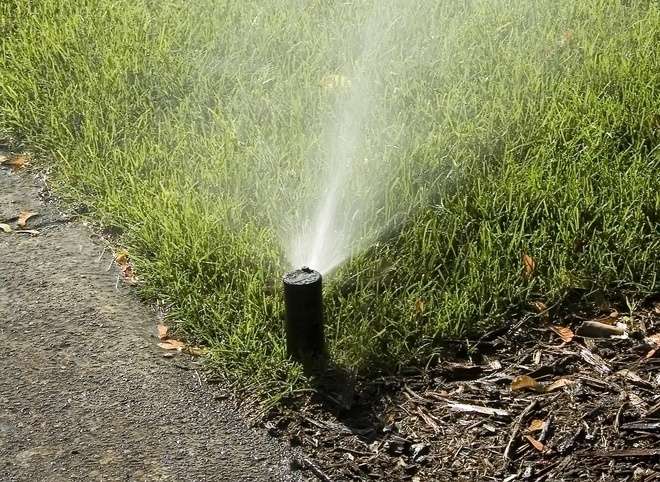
<box><xmin>270</xmin><ymin>301</ymin><xmax>660</xmax><ymax>481</ymax></box>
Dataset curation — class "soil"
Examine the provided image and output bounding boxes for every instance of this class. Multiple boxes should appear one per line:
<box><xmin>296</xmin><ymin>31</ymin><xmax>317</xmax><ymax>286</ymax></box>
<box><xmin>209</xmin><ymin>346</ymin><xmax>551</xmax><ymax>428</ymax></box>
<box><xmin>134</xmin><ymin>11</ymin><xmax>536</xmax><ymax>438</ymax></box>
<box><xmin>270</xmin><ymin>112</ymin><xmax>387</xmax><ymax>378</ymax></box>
<box><xmin>0</xmin><ymin>165</ymin><xmax>299</xmax><ymax>481</ymax></box>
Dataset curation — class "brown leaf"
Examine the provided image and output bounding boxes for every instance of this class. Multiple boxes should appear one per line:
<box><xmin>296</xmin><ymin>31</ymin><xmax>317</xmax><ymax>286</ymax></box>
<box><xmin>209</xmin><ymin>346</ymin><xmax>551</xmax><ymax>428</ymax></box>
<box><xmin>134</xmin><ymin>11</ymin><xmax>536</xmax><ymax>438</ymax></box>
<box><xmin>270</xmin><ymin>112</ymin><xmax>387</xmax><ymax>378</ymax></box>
<box><xmin>0</xmin><ymin>223</ymin><xmax>12</xmax><ymax>233</ymax></box>
<box><xmin>550</xmin><ymin>325</ymin><xmax>574</xmax><ymax>343</ymax></box>
<box><xmin>524</xmin><ymin>434</ymin><xmax>546</xmax><ymax>452</ymax></box>
<box><xmin>320</xmin><ymin>74</ymin><xmax>351</xmax><ymax>90</ymax></box>
<box><xmin>522</xmin><ymin>254</ymin><xmax>536</xmax><ymax>279</ymax></box>
<box><xmin>114</xmin><ymin>250</ymin><xmax>138</xmax><ymax>284</ymax></box>
<box><xmin>414</xmin><ymin>299</ymin><xmax>425</xmax><ymax>315</ymax></box>
<box><xmin>157</xmin><ymin>324</ymin><xmax>169</xmax><ymax>340</ymax></box>
<box><xmin>530</xmin><ymin>301</ymin><xmax>547</xmax><ymax>313</ymax></box>
<box><xmin>114</xmin><ymin>250</ymin><xmax>129</xmax><ymax>266</ymax></box>
<box><xmin>511</xmin><ymin>375</ymin><xmax>545</xmax><ymax>393</ymax></box>
<box><xmin>546</xmin><ymin>378</ymin><xmax>574</xmax><ymax>392</ymax></box>
<box><xmin>184</xmin><ymin>346</ymin><xmax>208</xmax><ymax>357</ymax></box>
<box><xmin>158</xmin><ymin>339</ymin><xmax>185</xmax><ymax>350</ymax></box>
<box><xmin>0</xmin><ymin>154</ymin><xmax>29</xmax><ymax>171</ymax></box>
<box><xmin>590</xmin><ymin>310</ymin><xmax>620</xmax><ymax>325</ymax></box>
<box><xmin>17</xmin><ymin>211</ymin><xmax>38</xmax><ymax>228</ymax></box>
<box><xmin>525</xmin><ymin>419</ymin><xmax>545</xmax><ymax>433</ymax></box>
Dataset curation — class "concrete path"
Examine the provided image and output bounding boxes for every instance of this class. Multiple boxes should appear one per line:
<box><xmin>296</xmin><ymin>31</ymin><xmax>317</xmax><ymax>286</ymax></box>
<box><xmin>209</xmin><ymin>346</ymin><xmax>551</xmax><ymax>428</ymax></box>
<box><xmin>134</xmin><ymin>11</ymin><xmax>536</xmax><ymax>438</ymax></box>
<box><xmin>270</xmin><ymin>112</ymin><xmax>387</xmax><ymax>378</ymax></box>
<box><xmin>0</xmin><ymin>165</ymin><xmax>298</xmax><ymax>481</ymax></box>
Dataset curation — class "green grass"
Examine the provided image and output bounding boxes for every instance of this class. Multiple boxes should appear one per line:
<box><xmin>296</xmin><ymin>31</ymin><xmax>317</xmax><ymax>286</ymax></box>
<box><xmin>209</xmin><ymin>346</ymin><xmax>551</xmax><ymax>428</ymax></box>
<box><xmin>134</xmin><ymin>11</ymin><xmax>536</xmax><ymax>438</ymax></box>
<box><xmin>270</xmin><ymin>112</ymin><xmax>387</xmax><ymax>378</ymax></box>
<box><xmin>1</xmin><ymin>0</ymin><xmax>658</xmax><ymax>399</ymax></box>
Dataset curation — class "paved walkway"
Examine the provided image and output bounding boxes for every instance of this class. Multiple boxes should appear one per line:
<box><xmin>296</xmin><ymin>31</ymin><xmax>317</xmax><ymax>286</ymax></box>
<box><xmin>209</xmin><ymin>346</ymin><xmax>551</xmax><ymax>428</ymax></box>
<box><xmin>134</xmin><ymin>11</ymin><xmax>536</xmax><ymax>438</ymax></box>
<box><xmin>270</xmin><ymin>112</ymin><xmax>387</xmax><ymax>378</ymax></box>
<box><xmin>0</xmin><ymin>166</ymin><xmax>297</xmax><ymax>481</ymax></box>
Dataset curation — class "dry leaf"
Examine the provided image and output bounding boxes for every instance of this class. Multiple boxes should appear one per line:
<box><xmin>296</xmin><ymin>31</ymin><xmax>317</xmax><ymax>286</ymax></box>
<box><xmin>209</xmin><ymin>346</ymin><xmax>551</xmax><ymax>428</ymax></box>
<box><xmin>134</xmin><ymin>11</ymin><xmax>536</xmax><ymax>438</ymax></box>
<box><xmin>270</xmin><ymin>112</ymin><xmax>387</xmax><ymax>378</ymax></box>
<box><xmin>559</xmin><ymin>31</ymin><xmax>574</xmax><ymax>47</ymax></box>
<box><xmin>546</xmin><ymin>378</ymin><xmax>574</xmax><ymax>392</ymax></box>
<box><xmin>591</xmin><ymin>310</ymin><xmax>620</xmax><ymax>325</ymax></box>
<box><xmin>511</xmin><ymin>375</ymin><xmax>544</xmax><ymax>393</ymax></box>
<box><xmin>530</xmin><ymin>301</ymin><xmax>547</xmax><ymax>313</ymax></box>
<box><xmin>184</xmin><ymin>346</ymin><xmax>208</xmax><ymax>357</ymax></box>
<box><xmin>157</xmin><ymin>324</ymin><xmax>169</xmax><ymax>340</ymax></box>
<box><xmin>114</xmin><ymin>250</ymin><xmax>138</xmax><ymax>284</ymax></box>
<box><xmin>522</xmin><ymin>254</ymin><xmax>536</xmax><ymax>279</ymax></box>
<box><xmin>0</xmin><ymin>223</ymin><xmax>12</xmax><ymax>233</ymax></box>
<box><xmin>158</xmin><ymin>339</ymin><xmax>185</xmax><ymax>350</ymax></box>
<box><xmin>550</xmin><ymin>325</ymin><xmax>574</xmax><ymax>343</ymax></box>
<box><xmin>320</xmin><ymin>74</ymin><xmax>352</xmax><ymax>90</ymax></box>
<box><xmin>0</xmin><ymin>154</ymin><xmax>29</xmax><ymax>171</ymax></box>
<box><xmin>526</xmin><ymin>419</ymin><xmax>545</xmax><ymax>433</ymax></box>
<box><xmin>17</xmin><ymin>211</ymin><xmax>38</xmax><ymax>228</ymax></box>
<box><xmin>115</xmin><ymin>250</ymin><xmax>129</xmax><ymax>266</ymax></box>
<box><xmin>524</xmin><ymin>434</ymin><xmax>546</xmax><ymax>452</ymax></box>
<box><xmin>414</xmin><ymin>299</ymin><xmax>425</xmax><ymax>315</ymax></box>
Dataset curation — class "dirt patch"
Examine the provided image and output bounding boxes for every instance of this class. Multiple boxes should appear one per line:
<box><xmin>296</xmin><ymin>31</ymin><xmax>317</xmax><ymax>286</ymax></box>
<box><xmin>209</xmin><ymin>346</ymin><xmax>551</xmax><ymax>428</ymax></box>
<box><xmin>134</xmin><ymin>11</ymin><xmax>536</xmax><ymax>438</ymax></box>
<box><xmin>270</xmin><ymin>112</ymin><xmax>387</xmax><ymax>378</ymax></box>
<box><xmin>0</xmin><ymin>165</ymin><xmax>299</xmax><ymax>481</ymax></box>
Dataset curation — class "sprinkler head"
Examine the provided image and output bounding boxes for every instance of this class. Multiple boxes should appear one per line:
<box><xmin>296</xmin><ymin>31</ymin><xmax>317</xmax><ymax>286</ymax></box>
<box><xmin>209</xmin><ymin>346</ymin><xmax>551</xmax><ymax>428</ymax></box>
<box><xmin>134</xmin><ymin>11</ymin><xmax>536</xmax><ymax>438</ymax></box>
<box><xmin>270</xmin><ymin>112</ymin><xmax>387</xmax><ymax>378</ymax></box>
<box><xmin>283</xmin><ymin>267</ymin><xmax>325</xmax><ymax>369</ymax></box>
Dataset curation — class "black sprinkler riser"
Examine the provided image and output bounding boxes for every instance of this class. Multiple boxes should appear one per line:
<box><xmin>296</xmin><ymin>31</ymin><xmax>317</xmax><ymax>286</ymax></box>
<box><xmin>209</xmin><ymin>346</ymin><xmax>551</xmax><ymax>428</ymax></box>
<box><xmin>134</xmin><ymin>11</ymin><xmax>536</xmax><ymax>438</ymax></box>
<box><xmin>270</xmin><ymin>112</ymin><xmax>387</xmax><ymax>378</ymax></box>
<box><xmin>283</xmin><ymin>267</ymin><xmax>325</xmax><ymax>365</ymax></box>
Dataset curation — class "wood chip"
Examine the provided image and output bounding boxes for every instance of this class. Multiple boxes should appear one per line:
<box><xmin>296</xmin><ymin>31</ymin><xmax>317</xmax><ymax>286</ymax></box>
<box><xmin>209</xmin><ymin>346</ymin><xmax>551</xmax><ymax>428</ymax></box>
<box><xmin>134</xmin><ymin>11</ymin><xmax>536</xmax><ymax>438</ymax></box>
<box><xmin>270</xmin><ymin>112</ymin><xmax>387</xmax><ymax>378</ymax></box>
<box><xmin>577</xmin><ymin>320</ymin><xmax>625</xmax><ymax>338</ymax></box>
<box><xmin>593</xmin><ymin>448</ymin><xmax>660</xmax><ymax>458</ymax></box>
<box><xmin>446</xmin><ymin>402</ymin><xmax>510</xmax><ymax>417</ymax></box>
<box><xmin>545</xmin><ymin>378</ymin><xmax>574</xmax><ymax>392</ymax></box>
<box><xmin>579</xmin><ymin>348</ymin><xmax>611</xmax><ymax>374</ymax></box>
<box><xmin>504</xmin><ymin>400</ymin><xmax>539</xmax><ymax>462</ymax></box>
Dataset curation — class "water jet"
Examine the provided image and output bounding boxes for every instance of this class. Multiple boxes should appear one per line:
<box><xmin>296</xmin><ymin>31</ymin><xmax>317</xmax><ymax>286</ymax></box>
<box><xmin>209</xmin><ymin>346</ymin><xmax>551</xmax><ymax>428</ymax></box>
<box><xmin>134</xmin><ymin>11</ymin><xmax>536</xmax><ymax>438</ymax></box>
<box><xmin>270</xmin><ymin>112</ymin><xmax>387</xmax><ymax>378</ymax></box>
<box><xmin>283</xmin><ymin>267</ymin><xmax>325</xmax><ymax>369</ymax></box>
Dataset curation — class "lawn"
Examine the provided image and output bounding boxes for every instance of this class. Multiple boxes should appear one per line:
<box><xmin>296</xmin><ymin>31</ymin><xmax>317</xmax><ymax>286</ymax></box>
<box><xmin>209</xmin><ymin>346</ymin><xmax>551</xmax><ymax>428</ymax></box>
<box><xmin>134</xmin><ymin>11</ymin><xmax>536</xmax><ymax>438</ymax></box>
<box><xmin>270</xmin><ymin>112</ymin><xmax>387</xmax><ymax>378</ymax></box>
<box><xmin>1</xmin><ymin>0</ymin><xmax>658</xmax><ymax>399</ymax></box>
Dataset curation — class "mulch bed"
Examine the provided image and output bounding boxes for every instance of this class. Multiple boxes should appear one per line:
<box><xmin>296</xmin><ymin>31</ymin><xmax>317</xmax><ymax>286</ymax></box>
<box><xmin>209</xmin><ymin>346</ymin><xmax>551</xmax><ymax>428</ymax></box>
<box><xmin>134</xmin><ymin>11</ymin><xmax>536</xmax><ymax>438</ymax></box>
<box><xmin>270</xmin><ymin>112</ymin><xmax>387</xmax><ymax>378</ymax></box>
<box><xmin>268</xmin><ymin>300</ymin><xmax>660</xmax><ymax>481</ymax></box>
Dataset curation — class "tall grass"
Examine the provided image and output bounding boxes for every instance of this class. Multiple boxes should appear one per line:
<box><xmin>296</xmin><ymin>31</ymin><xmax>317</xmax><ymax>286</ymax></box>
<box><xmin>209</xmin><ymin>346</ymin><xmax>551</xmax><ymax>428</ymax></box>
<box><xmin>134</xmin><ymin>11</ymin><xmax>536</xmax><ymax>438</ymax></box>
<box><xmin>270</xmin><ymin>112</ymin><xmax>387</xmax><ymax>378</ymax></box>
<box><xmin>1</xmin><ymin>0</ymin><xmax>658</xmax><ymax>398</ymax></box>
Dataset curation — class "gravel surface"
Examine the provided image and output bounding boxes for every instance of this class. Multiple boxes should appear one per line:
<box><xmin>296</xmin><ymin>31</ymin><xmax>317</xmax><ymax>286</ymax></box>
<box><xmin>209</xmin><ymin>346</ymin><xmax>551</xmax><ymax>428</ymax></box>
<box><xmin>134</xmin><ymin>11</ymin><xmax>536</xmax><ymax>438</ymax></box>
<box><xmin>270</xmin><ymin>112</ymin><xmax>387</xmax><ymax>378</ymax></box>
<box><xmin>0</xmin><ymin>165</ymin><xmax>299</xmax><ymax>481</ymax></box>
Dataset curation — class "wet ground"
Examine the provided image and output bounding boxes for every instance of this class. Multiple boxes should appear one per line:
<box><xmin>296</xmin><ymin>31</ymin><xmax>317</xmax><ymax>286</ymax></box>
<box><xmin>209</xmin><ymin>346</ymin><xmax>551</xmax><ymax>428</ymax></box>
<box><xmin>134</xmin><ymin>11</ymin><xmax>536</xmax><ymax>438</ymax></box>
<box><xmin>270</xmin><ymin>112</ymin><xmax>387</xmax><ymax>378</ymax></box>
<box><xmin>0</xmin><ymin>164</ymin><xmax>299</xmax><ymax>481</ymax></box>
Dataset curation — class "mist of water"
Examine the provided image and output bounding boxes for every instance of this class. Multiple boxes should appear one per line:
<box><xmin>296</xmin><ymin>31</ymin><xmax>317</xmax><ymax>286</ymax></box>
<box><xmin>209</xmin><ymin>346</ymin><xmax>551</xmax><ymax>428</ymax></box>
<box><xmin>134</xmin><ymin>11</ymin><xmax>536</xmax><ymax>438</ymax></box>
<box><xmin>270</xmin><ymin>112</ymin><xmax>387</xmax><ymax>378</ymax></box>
<box><xmin>285</xmin><ymin>3</ymin><xmax>428</xmax><ymax>274</ymax></box>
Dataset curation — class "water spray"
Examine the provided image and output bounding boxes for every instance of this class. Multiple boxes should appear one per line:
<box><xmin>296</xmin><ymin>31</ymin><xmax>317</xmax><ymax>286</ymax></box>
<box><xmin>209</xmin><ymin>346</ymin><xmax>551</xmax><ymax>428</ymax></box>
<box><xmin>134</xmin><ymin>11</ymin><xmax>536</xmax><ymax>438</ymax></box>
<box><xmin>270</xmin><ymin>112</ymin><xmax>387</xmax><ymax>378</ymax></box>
<box><xmin>283</xmin><ymin>267</ymin><xmax>325</xmax><ymax>370</ymax></box>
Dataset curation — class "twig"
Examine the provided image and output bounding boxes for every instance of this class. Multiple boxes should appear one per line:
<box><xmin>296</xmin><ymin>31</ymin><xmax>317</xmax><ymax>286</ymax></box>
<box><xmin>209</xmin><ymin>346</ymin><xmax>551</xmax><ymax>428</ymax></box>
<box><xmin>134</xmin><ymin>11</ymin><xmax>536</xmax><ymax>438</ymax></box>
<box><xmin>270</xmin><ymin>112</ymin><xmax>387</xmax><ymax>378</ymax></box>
<box><xmin>539</xmin><ymin>413</ymin><xmax>553</xmax><ymax>443</ymax></box>
<box><xmin>504</xmin><ymin>399</ymin><xmax>539</xmax><ymax>464</ymax></box>
<box><xmin>302</xmin><ymin>457</ymin><xmax>332</xmax><ymax>482</ymax></box>
<box><xmin>614</xmin><ymin>402</ymin><xmax>626</xmax><ymax>433</ymax></box>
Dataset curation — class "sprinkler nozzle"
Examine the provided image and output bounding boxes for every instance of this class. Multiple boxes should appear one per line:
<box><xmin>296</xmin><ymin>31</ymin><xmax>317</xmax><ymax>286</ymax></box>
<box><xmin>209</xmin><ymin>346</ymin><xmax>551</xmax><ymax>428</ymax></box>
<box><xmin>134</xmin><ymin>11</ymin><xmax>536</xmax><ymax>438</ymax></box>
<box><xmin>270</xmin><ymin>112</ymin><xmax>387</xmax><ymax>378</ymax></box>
<box><xmin>283</xmin><ymin>267</ymin><xmax>325</xmax><ymax>369</ymax></box>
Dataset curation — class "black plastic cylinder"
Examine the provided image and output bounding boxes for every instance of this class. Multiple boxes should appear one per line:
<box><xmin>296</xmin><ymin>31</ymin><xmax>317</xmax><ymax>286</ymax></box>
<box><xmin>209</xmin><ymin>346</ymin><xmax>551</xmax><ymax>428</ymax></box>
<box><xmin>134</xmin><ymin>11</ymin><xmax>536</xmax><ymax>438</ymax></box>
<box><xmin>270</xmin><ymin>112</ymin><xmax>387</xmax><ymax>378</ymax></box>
<box><xmin>283</xmin><ymin>267</ymin><xmax>325</xmax><ymax>366</ymax></box>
